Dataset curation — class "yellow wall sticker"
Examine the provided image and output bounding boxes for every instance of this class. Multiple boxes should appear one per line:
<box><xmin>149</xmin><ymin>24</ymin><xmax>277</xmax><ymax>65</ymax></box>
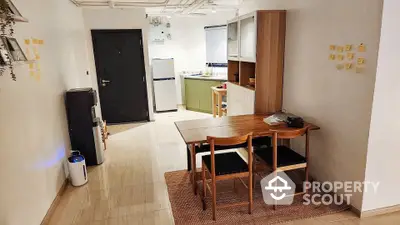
<box><xmin>336</xmin><ymin>64</ymin><xmax>344</xmax><ymax>70</ymax></box>
<box><xmin>337</xmin><ymin>46</ymin><xmax>344</xmax><ymax>53</ymax></box>
<box><xmin>24</xmin><ymin>39</ymin><xmax>30</xmax><ymax>45</ymax></box>
<box><xmin>330</xmin><ymin>45</ymin><xmax>336</xmax><ymax>51</ymax></box>
<box><xmin>358</xmin><ymin>43</ymin><xmax>366</xmax><ymax>52</ymax></box>
<box><xmin>357</xmin><ymin>57</ymin><xmax>365</xmax><ymax>65</ymax></box>
<box><xmin>35</xmin><ymin>72</ymin><xmax>41</xmax><ymax>81</ymax></box>
<box><xmin>30</xmin><ymin>71</ymin><xmax>35</xmax><ymax>77</ymax></box>
<box><xmin>347</xmin><ymin>53</ymin><xmax>355</xmax><ymax>60</ymax></box>
<box><xmin>345</xmin><ymin>63</ymin><xmax>353</xmax><ymax>70</ymax></box>
<box><xmin>337</xmin><ymin>54</ymin><xmax>344</xmax><ymax>61</ymax></box>
<box><xmin>329</xmin><ymin>54</ymin><xmax>336</xmax><ymax>60</ymax></box>
<box><xmin>355</xmin><ymin>67</ymin><xmax>364</xmax><ymax>74</ymax></box>
<box><xmin>345</xmin><ymin>45</ymin><xmax>353</xmax><ymax>51</ymax></box>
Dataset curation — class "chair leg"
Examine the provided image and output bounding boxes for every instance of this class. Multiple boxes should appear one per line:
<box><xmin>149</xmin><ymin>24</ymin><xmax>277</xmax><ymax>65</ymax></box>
<box><xmin>212</xmin><ymin>176</ymin><xmax>217</xmax><ymax>221</ymax></box>
<box><xmin>252</xmin><ymin>154</ymin><xmax>256</xmax><ymax>189</ymax></box>
<box><xmin>303</xmin><ymin>166</ymin><xmax>310</xmax><ymax>202</ymax></box>
<box><xmin>305</xmin><ymin>166</ymin><xmax>309</xmax><ymax>192</ymax></box>
<box><xmin>273</xmin><ymin>170</ymin><xmax>277</xmax><ymax>210</ymax></box>
<box><xmin>202</xmin><ymin>162</ymin><xmax>207</xmax><ymax>210</ymax></box>
<box><xmin>190</xmin><ymin>144</ymin><xmax>197</xmax><ymax>195</ymax></box>
<box><xmin>248</xmin><ymin>173</ymin><xmax>253</xmax><ymax>214</ymax></box>
<box><xmin>186</xmin><ymin>145</ymin><xmax>191</xmax><ymax>172</ymax></box>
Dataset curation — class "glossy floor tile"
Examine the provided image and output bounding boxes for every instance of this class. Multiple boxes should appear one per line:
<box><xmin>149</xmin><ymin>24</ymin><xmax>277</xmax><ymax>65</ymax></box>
<box><xmin>47</xmin><ymin>109</ymin><xmax>400</xmax><ymax>225</ymax></box>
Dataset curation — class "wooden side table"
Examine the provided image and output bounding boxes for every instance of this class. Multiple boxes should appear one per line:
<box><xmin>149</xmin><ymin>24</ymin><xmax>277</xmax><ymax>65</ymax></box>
<box><xmin>211</xmin><ymin>86</ymin><xmax>227</xmax><ymax>118</ymax></box>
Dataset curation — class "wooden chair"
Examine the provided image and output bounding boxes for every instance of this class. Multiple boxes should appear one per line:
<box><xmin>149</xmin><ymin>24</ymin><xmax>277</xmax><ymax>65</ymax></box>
<box><xmin>254</xmin><ymin>127</ymin><xmax>309</xmax><ymax>210</ymax></box>
<box><xmin>201</xmin><ymin>133</ymin><xmax>253</xmax><ymax>221</ymax></box>
<box><xmin>189</xmin><ymin>136</ymin><xmax>270</xmax><ymax>195</ymax></box>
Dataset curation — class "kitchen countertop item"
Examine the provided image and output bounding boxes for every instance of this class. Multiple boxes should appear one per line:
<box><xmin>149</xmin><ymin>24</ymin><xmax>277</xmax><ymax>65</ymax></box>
<box><xmin>184</xmin><ymin>74</ymin><xmax>228</xmax><ymax>81</ymax></box>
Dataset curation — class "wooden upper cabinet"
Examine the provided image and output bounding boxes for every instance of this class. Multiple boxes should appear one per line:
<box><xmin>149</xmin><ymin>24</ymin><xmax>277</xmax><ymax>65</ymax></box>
<box><xmin>240</xmin><ymin>15</ymin><xmax>257</xmax><ymax>62</ymax></box>
<box><xmin>227</xmin><ymin>21</ymin><xmax>239</xmax><ymax>61</ymax></box>
<box><xmin>227</xmin><ymin>10</ymin><xmax>286</xmax><ymax>114</ymax></box>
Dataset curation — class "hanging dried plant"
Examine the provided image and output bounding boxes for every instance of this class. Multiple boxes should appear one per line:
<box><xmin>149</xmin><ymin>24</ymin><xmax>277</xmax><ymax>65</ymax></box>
<box><xmin>0</xmin><ymin>0</ymin><xmax>16</xmax><ymax>80</ymax></box>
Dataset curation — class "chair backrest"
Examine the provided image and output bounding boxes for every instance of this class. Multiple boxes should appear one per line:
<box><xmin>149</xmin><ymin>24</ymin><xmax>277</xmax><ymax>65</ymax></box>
<box><xmin>270</xmin><ymin>127</ymin><xmax>309</xmax><ymax>170</ymax></box>
<box><xmin>207</xmin><ymin>133</ymin><xmax>252</xmax><ymax>146</ymax></box>
<box><xmin>206</xmin><ymin>133</ymin><xmax>253</xmax><ymax>177</ymax></box>
<box><xmin>270</xmin><ymin>126</ymin><xmax>308</xmax><ymax>139</ymax></box>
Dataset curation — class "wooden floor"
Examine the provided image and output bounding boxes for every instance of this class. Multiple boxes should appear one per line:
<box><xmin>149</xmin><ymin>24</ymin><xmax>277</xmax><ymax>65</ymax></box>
<box><xmin>47</xmin><ymin>109</ymin><xmax>400</xmax><ymax>225</ymax></box>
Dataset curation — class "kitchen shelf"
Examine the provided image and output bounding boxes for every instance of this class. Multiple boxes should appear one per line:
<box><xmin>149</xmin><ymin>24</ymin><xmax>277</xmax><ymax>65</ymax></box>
<box><xmin>228</xmin><ymin>56</ymin><xmax>239</xmax><ymax>61</ymax></box>
<box><xmin>227</xmin><ymin>60</ymin><xmax>239</xmax><ymax>83</ymax></box>
<box><xmin>239</xmin><ymin>61</ymin><xmax>256</xmax><ymax>87</ymax></box>
<box><xmin>239</xmin><ymin>57</ymin><xmax>256</xmax><ymax>63</ymax></box>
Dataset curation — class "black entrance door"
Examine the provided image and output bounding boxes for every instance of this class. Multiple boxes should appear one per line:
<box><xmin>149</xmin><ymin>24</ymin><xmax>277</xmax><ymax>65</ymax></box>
<box><xmin>92</xmin><ymin>29</ymin><xmax>149</xmax><ymax>124</ymax></box>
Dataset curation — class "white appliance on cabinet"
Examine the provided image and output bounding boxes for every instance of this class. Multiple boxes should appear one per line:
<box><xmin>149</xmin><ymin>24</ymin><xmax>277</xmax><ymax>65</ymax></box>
<box><xmin>152</xmin><ymin>58</ymin><xmax>178</xmax><ymax>112</ymax></box>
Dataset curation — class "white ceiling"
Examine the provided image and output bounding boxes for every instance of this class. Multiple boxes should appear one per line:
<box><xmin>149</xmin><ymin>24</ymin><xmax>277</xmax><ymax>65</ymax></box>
<box><xmin>71</xmin><ymin>0</ymin><xmax>246</xmax><ymax>16</ymax></box>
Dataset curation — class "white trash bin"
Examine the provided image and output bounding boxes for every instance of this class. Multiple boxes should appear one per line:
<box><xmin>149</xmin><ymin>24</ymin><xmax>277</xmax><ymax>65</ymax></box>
<box><xmin>68</xmin><ymin>151</ymin><xmax>88</xmax><ymax>186</ymax></box>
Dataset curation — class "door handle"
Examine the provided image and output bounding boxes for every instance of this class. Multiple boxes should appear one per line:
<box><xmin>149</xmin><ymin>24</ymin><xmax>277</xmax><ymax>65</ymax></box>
<box><xmin>101</xmin><ymin>79</ymin><xmax>111</xmax><ymax>87</ymax></box>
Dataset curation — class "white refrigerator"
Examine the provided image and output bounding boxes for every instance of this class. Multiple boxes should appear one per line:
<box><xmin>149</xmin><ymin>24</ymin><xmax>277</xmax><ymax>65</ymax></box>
<box><xmin>152</xmin><ymin>58</ymin><xmax>178</xmax><ymax>112</ymax></box>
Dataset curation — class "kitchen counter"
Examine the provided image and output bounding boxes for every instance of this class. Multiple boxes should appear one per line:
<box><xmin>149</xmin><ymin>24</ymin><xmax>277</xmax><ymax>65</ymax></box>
<box><xmin>184</xmin><ymin>78</ymin><xmax>225</xmax><ymax>114</ymax></box>
<box><xmin>183</xmin><ymin>74</ymin><xmax>228</xmax><ymax>81</ymax></box>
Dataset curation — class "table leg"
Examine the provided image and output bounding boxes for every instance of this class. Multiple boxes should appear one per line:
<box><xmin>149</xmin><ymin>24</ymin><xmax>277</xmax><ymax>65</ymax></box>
<box><xmin>212</xmin><ymin>91</ymin><xmax>217</xmax><ymax>118</ymax></box>
<box><xmin>190</xmin><ymin>143</ymin><xmax>197</xmax><ymax>195</ymax></box>
<box><xmin>218</xmin><ymin>93</ymin><xmax>223</xmax><ymax>117</ymax></box>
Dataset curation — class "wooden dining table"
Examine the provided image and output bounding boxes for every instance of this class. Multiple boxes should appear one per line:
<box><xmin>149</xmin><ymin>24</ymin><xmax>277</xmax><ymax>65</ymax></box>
<box><xmin>175</xmin><ymin>114</ymin><xmax>320</xmax><ymax>194</ymax></box>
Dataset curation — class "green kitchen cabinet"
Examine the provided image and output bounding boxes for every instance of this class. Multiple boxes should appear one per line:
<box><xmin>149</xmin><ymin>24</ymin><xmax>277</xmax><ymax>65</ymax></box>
<box><xmin>185</xmin><ymin>78</ymin><xmax>223</xmax><ymax>114</ymax></box>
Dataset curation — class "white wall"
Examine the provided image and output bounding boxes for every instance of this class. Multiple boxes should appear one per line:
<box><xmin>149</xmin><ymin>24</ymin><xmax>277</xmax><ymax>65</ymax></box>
<box><xmin>82</xmin><ymin>8</ymin><xmax>155</xmax><ymax>120</ymax></box>
<box><xmin>148</xmin><ymin>12</ymin><xmax>234</xmax><ymax>104</ymax></box>
<box><xmin>362</xmin><ymin>0</ymin><xmax>400</xmax><ymax>212</ymax></box>
<box><xmin>0</xmin><ymin>0</ymin><xmax>88</xmax><ymax>224</ymax></box>
<box><xmin>239</xmin><ymin>0</ymin><xmax>383</xmax><ymax>210</ymax></box>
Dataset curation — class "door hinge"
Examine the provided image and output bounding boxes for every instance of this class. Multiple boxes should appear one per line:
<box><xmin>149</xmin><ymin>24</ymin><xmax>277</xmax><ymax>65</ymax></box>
<box><xmin>140</xmin><ymin>39</ymin><xmax>142</xmax><ymax>46</ymax></box>
<box><xmin>142</xmin><ymin>76</ymin><xmax>145</xmax><ymax>83</ymax></box>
